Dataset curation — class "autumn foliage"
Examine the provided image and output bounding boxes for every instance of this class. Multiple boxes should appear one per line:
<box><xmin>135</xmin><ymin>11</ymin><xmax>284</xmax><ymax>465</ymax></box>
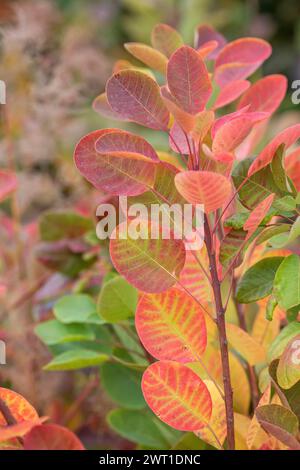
<box><xmin>2</xmin><ymin>21</ymin><xmax>300</xmax><ymax>451</ymax></box>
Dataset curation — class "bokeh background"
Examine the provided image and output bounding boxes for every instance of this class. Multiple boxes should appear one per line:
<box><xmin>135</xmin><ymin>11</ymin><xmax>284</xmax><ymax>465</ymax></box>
<box><xmin>0</xmin><ymin>0</ymin><xmax>299</xmax><ymax>449</ymax></box>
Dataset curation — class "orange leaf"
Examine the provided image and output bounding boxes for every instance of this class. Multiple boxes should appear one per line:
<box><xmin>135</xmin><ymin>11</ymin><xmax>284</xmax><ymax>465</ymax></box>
<box><xmin>0</xmin><ymin>417</ymin><xmax>47</xmax><ymax>442</ymax></box>
<box><xmin>226</xmin><ymin>323</ymin><xmax>266</xmax><ymax>365</ymax></box>
<box><xmin>238</xmin><ymin>74</ymin><xmax>287</xmax><ymax>114</ymax></box>
<box><xmin>175</xmin><ymin>170</ymin><xmax>232</xmax><ymax>213</ymax></box>
<box><xmin>142</xmin><ymin>361</ymin><xmax>212</xmax><ymax>431</ymax></box>
<box><xmin>0</xmin><ymin>388</ymin><xmax>38</xmax><ymax>425</ymax></box>
<box><xmin>246</xmin><ymin>384</ymin><xmax>271</xmax><ymax>449</ymax></box>
<box><xmin>136</xmin><ymin>287</ymin><xmax>207</xmax><ymax>362</ymax></box>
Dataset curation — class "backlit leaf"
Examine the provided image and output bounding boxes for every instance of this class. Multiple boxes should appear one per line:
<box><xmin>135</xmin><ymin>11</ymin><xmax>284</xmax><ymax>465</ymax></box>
<box><xmin>178</xmin><ymin>249</ymin><xmax>213</xmax><ymax>305</ymax></box>
<box><xmin>175</xmin><ymin>170</ymin><xmax>231</xmax><ymax>213</ymax></box>
<box><xmin>213</xmin><ymin>80</ymin><xmax>250</xmax><ymax>109</ymax></box>
<box><xmin>248</xmin><ymin>124</ymin><xmax>300</xmax><ymax>176</ymax></box>
<box><xmin>0</xmin><ymin>418</ymin><xmax>46</xmax><ymax>442</ymax></box>
<box><xmin>226</xmin><ymin>323</ymin><xmax>266</xmax><ymax>365</ymax></box>
<box><xmin>106</xmin><ymin>70</ymin><xmax>169</xmax><ymax>130</ymax></box>
<box><xmin>43</xmin><ymin>349</ymin><xmax>108</xmax><ymax>371</ymax></box>
<box><xmin>268</xmin><ymin>322</ymin><xmax>300</xmax><ymax>363</ymax></box>
<box><xmin>110</xmin><ymin>221</ymin><xmax>186</xmax><ymax>293</ymax></box>
<box><xmin>93</xmin><ymin>92</ymin><xmax>127</xmax><ymax>120</ymax></box>
<box><xmin>151</xmin><ymin>24</ymin><xmax>183</xmax><ymax>58</ymax></box>
<box><xmin>124</xmin><ymin>43</ymin><xmax>167</xmax><ymax>74</ymax></box>
<box><xmin>238</xmin><ymin>74</ymin><xmax>287</xmax><ymax>114</ymax></box>
<box><xmin>167</xmin><ymin>46</ymin><xmax>212</xmax><ymax>115</ymax></box>
<box><xmin>215</xmin><ymin>38</ymin><xmax>272</xmax><ymax>87</ymax></box>
<box><xmin>246</xmin><ymin>384</ymin><xmax>271</xmax><ymax>449</ymax></box>
<box><xmin>142</xmin><ymin>361</ymin><xmax>212</xmax><ymax>431</ymax></box>
<box><xmin>0</xmin><ymin>388</ymin><xmax>38</xmax><ymax>425</ymax></box>
<box><xmin>74</xmin><ymin>130</ymin><xmax>156</xmax><ymax>196</ymax></box>
<box><xmin>194</xmin><ymin>24</ymin><xmax>226</xmax><ymax>60</ymax></box>
<box><xmin>136</xmin><ymin>287</ymin><xmax>207</xmax><ymax>362</ymax></box>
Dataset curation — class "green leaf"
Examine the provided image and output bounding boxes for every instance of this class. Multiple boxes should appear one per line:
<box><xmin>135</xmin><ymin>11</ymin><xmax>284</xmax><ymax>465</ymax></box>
<box><xmin>113</xmin><ymin>324</ymin><xmax>148</xmax><ymax>365</ymax></box>
<box><xmin>256</xmin><ymin>224</ymin><xmax>290</xmax><ymax>245</ymax></box>
<box><xmin>269</xmin><ymin>360</ymin><xmax>300</xmax><ymax>421</ymax></box>
<box><xmin>100</xmin><ymin>362</ymin><xmax>145</xmax><ymax>409</ymax></box>
<box><xmin>44</xmin><ymin>349</ymin><xmax>108</xmax><ymax>371</ymax></box>
<box><xmin>232</xmin><ymin>158</ymin><xmax>284</xmax><ymax>210</ymax></box>
<box><xmin>270</xmin><ymin>145</ymin><xmax>290</xmax><ymax>192</ymax></box>
<box><xmin>274</xmin><ymin>255</ymin><xmax>300</xmax><ymax>310</ymax></box>
<box><xmin>273</xmin><ymin>196</ymin><xmax>296</xmax><ymax>212</ymax></box>
<box><xmin>236</xmin><ymin>257</ymin><xmax>284</xmax><ymax>303</ymax></box>
<box><xmin>54</xmin><ymin>294</ymin><xmax>104</xmax><ymax>324</ymax></box>
<box><xmin>97</xmin><ymin>276</ymin><xmax>137</xmax><ymax>323</ymax></box>
<box><xmin>268</xmin><ymin>321</ymin><xmax>300</xmax><ymax>362</ymax></box>
<box><xmin>40</xmin><ymin>211</ymin><xmax>93</xmax><ymax>241</ymax></box>
<box><xmin>35</xmin><ymin>320</ymin><xmax>95</xmax><ymax>345</ymax></box>
<box><xmin>266</xmin><ymin>294</ymin><xmax>278</xmax><ymax>321</ymax></box>
<box><xmin>107</xmin><ymin>409</ymin><xmax>180</xmax><ymax>448</ymax></box>
<box><xmin>256</xmin><ymin>404</ymin><xmax>300</xmax><ymax>449</ymax></box>
<box><xmin>223</xmin><ymin>212</ymin><xmax>249</xmax><ymax>230</ymax></box>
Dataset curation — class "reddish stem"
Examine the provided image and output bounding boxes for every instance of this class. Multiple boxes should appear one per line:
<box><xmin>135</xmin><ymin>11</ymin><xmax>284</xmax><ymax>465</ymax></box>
<box><xmin>204</xmin><ymin>215</ymin><xmax>235</xmax><ymax>450</ymax></box>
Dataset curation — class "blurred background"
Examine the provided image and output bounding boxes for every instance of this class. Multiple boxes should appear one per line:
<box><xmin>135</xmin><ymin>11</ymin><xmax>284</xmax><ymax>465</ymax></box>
<box><xmin>0</xmin><ymin>0</ymin><xmax>299</xmax><ymax>450</ymax></box>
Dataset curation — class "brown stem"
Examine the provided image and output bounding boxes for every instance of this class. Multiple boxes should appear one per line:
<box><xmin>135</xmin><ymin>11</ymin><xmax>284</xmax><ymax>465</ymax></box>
<box><xmin>204</xmin><ymin>216</ymin><xmax>235</xmax><ymax>450</ymax></box>
<box><xmin>0</xmin><ymin>397</ymin><xmax>17</xmax><ymax>425</ymax></box>
<box><xmin>232</xmin><ymin>277</ymin><xmax>260</xmax><ymax>410</ymax></box>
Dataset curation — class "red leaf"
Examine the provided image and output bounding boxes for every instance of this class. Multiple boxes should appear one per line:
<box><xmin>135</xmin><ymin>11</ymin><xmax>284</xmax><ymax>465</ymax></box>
<box><xmin>285</xmin><ymin>147</ymin><xmax>300</xmax><ymax>191</ymax></box>
<box><xmin>243</xmin><ymin>193</ymin><xmax>275</xmax><ymax>238</ymax></box>
<box><xmin>110</xmin><ymin>221</ymin><xmax>186</xmax><ymax>293</ymax></box>
<box><xmin>23</xmin><ymin>424</ymin><xmax>85</xmax><ymax>450</ymax></box>
<box><xmin>238</xmin><ymin>74</ymin><xmax>287</xmax><ymax>114</ymax></box>
<box><xmin>248</xmin><ymin>124</ymin><xmax>300</xmax><ymax>176</ymax></box>
<box><xmin>197</xmin><ymin>40</ymin><xmax>218</xmax><ymax>59</ymax></box>
<box><xmin>0</xmin><ymin>418</ymin><xmax>47</xmax><ymax>442</ymax></box>
<box><xmin>142</xmin><ymin>361</ymin><xmax>212</xmax><ymax>431</ymax></box>
<box><xmin>213</xmin><ymin>80</ymin><xmax>250</xmax><ymax>109</ymax></box>
<box><xmin>194</xmin><ymin>24</ymin><xmax>227</xmax><ymax>60</ymax></box>
<box><xmin>161</xmin><ymin>86</ymin><xmax>195</xmax><ymax>133</ymax></box>
<box><xmin>212</xmin><ymin>112</ymin><xmax>269</xmax><ymax>154</ymax></box>
<box><xmin>169</xmin><ymin>123</ymin><xmax>193</xmax><ymax>154</ymax></box>
<box><xmin>93</xmin><ymin>93</ymin><xmax>127</xmax><ymax>121</ymax></box>
<box><xmin>167</xmin><ymin>46</ymin><xmax>212</xmax><ymax>115</ymax></box>
<box><xmin>106</xmin><ymin>70</ymin><xmax>169</xmax><ymax>130</ymax></box>
<box><xmin>0</xmin><ymin>170</ymin><xmax>17</xmax><ymax>202</ymax></box>
<box><xmin>175</xmin><ymin>170</ymin><xmax>232</xmax><ymax>213</ymax></box>
<box><xmin>95</xmin><ymin>130</ymin><xmax>159</xmax><ymax>162</ymax></box>
<box><xmin>136</xmin><ymin>287</ymin><xmax>207</xmax><ymax>362</ymax></box>
<box><xmin>74</xmin><ymin>130</ymin><xmax>156</xmax><ymax>196</ymax></box>
<box><xmin>215</xmin><ymin>38</ymin><xmax>272</xmax><ymax>87</ymax></box>
<box><xmin>151</xmin><ymin>23</ymin><xmax>183</xmax><ymax>58</ymax></box>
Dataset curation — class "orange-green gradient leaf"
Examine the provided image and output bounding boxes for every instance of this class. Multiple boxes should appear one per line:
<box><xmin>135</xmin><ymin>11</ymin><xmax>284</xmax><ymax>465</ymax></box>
<box><xmin>106</xmin><ymin>70</ymin><xmax>169</xmax><ymax>130</ymax></box>
<box><xmin>243</xmin><ymin>193</ymin><xmax>275</xmax><ymax>238</ymax></box>
<box><xmin>124</xmin><ymin>43</ymin><xmax>167</xmax><ymax>74</ymax></box>
<box><xmin>142</xmin><ymin>361</ymin><xmax>212</xmax><ymax>431</ymax></box>
<box><xmin>136</xmin><ymin>287</ymin><xmax>207</xmax><ymax>362</ymax></box>
<box><xmin>110</xmin><ymin>222</ymin><xmax>186</xmax><ymax>293</ymax></box>
<box><xmin>151</xmin><ymin>23</ymin><xmax>183</xmax><ymax>58</ymax></box>
<box><xmin>167</xmin><ymin>46</ymin><xmax>212</xmax><ymax>115</ymax></box>
<box><xmin>74</xmin><ymin>130</ymin><xmax>156</xmax><ymax>196</ymax></box>
<box><xmin>175</xmin><ymin>170</ymin><xmax>231</xmax><ymax>213</ymax></box>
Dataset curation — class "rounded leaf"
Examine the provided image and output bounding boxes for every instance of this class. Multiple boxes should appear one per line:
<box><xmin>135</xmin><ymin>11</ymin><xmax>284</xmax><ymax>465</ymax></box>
<box><xmin>136</xmin><ymin>287</ymin><xmax>207</xmax><ymax>362</ymax></box>
<box><xmin>23</xmin><ymin>424</ymin><xmax>84</xmax><ymax>450</ymax></box>
<box><xmin>0</xmin><ymin>388</ymin><xmax>38</xmax><ymax>425</ymax></box>
<box><xmin>142</xmin><ymin>361</ymin><xmax>212</xmax><ymax>431</ymax></box>
<box><xmin>238</xmin><ymin>74</ymin><xmax>287</xmax><ymax>114</ymax></box>
<box><xmin>151</xmin><ymin>23</ymin><xmax>183</xmax><ymax>58</ymax></box>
